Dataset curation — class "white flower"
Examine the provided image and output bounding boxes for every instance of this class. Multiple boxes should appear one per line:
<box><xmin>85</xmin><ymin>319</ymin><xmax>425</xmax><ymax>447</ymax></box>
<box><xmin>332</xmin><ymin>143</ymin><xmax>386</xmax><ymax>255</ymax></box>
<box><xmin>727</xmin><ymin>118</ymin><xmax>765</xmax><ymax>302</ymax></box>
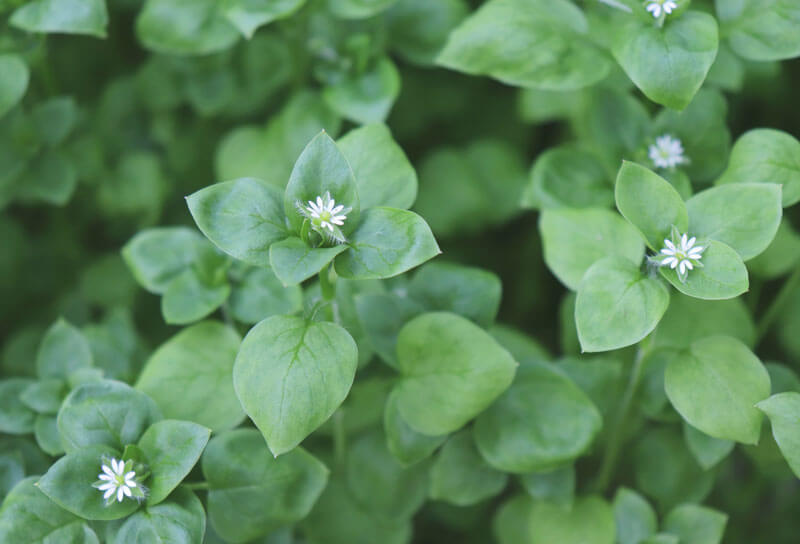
<box><xmin>94</xmin><ymin>457</ymin><xmax>140</xmax><ymax>504</ymax></box>
<box><xmin>648</xmin><ymin>134</ymin><xmax>688</xmax><ymax>169</ymax></box>
<box><xmin>645</xmin><ymin>0</ymin><xmax>678</xmax><ymax>18</ymax></box>
<box><xmin>297</xmin><ymin>191</ymin><xmax>352</xmax><ymax>244</ymax></box>
<box><xmin>655</xmin><ymin>227</ymin><xmax>706</xmax><ymax>282</ymax></box>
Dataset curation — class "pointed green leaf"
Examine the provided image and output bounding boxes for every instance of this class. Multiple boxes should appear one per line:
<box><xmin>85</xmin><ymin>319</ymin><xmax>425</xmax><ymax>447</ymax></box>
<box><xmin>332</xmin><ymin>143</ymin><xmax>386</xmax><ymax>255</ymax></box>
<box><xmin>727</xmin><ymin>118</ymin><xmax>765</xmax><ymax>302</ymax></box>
<box><xmin>36</xmin><ymin>319</ymin><xmax>93</xmax><ymax>381</ymax></box>
<box><xmin>114</xmin><ymin>488</ymin><xmax>205</xmax><ymax>544</ymax></box>
<box><xmin>10</xmin><ymin>0</ymin><xmax>108</xmax><ymax>38</ymax></box>
<box><xmin>756</xmin><ymin>392</ymin><xmax>800</xmax><ymax>478</ymax></box>
<box><xmin>270</xmin><ymin>237</ymin><xmax>348</xmax><ymax>285</ymax></box>
<box><xmin>658</xmin><ymin>239</ymin><xmax>748</xmax><ymax>300</ymax></box>
<box><xmin>0</xmin><ymin>55</ymin><xmax>29</xmax><ymax>118</ymax></box>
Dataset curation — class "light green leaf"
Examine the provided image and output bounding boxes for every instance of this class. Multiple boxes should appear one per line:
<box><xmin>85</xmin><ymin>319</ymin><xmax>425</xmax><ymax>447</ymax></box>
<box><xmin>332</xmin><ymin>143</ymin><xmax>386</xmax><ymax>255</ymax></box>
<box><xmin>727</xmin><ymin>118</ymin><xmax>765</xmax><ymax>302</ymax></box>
<box><xmin>323</xmin><ymin>57</ymin><xmax>401</xmax><ymax>125</ymax></box>
<box><xmin>576</xmin><ymin>257</ymin><xmax>669</xmax><ymax>352</ymax></box>
<box><xmin>222</xmin><ymin>0</ymin><xmax>305</xmax><ymax>38</ymax></box>
<box><xmin>437</xmin><ymin>0</ymin><xmax>610</xmax><ymax>90</ymax></box>
<box><xmin>394</xmin><ymin>312</ymin><xmax>517</xmax><ymax>436</ymax></box>
<box><xmin>715</xmin><ymin>128</ymin><xmax>800</xmax><ymax>207</ymax></box>
<box><xmin>136</xmin><ymin>321</ymin><xmax>244</xmax><ymax>432</ymax></box>
<box><xmin>683</xmin><ymin>422</ymin><xmax>734</xmax><ymax>470</ymax></box>
<box><xmin>612</xmin><ymin>12</ymin><xmax>718</xmax><ymax>110</ymax></box>
<box><xmin>663</xmin><ymin>503</ymin><xmax>727</xmax><ymax>544</ymax></box>
<box><xmin>665</xmin><ymin>335</ymin><xmax>770</xmax><ymax>444</ymax></box>
<box><xmin>122</xmin><ymin>227</ymin><xmax>207</xmax><ymax>294</ymax></box>
<box><xmin>269</xmin><ymin>237</ymin><xmax>348</xmax><ymax>286</ymax></box>
<box><xmin>523</xmin><ymin>496</ymin><xmax>616</xmax><ymax>544</ymax></box>
<box><xmin>659</xmin><ymin>239</ymin><xmax>748</xmax><ymax>300</ymax></box>
<box><xmin>338</xmin><ymin>123</ymin><xmax>417</xmax><ymax>210</ymax></box>
<box><xmin>10</xmin><ymin>0</ymin><xmax>108</xmax><ymax>38</ymax></box>
<box><xmin>539</xmin><ymin>208</ymin><xmax>645</xmax><ymax>290</ymax></box>
<box><xmin>136</xmin><ymin>0</ymin><xmax>240</xmax><ymax>56</ymax></box>
<box><xmin>615</xmin><ymin>161</ymin><xmax>688</xmax><ymax>251</ymax></box>
<box><xmin>335</xmin><ymin>207</ymin><xmax>440</xmax><ymax>280</ymax></box>
<box><xmin>429</xmin><ymin>430</ymin><xmax>507</xmax><ymax>506</ymax></box>
<box><xmin>114</xmin><ymin>488</ymin><xmax>205</xmax><ymax>544</ymax></box>
<box><xmin>686</xmin><ymin>183</ymin><xmax>782</xmax><ymax>260</ymax></box>
<box><xmin>613</xmin><ymin>487</ymin><xmax>657</xmax><ymax>544</ymax></box>
<box><xmin>34</xmin><ymin>414</ymin><xmax>63</xmax><ymax>456</ymax></box>
<box><xmin>519</xmin><ymin>466</ymin><xmax>574</xmax><ymax>508</ymax></box>
<box><xmin>383</xmin><ymin>390</ymin><xmax>446</xmax><ymax>466</ymax></box>
<box><xmin>229</xmin><ymin>266</ymin><xmax>303</xmax><ymax>324</ymax></box>
<box><xmin>187</xmin><ymin>177</ymin><xmax>288</xmax><ymax>267</ymax></box>
<box><xmin>756</xmin><ymin>392</ymin><xmax>800</xmax><ymax>478</ymax></box>
<box><xmin>36</xmin><ymin>319</ymin><xmax>93</xmax><ymax>381</ymax></box>
<box><xmin>233</xmin><ymin>315</ymin><xmax>358</xmax><ymax>456</ymax></box>
<box><xmin>161</xmin><ymin>268</ymin><xmax>230</xmax><ymax>325</ymax></box>
<box><xmin>137</xmin><ymin>420</ymin><xmax>210</xmax><ymax>505</ymax></box>
<box><xmin>328</xmin><ymin>0</ymin><xmax>398</xmax><ymax>18</ymax></box>
<box><xmin>203</xmin><ymin>429</ymin><xmax>328</xmax><ymax>542</ymax></box>
<box><xmin>474</xmin><ymin>360</ymin><xmax>601</xmax><ymax>473</ymax></box>
<box><xmin>0</xmin><ymin>55</ymin><xmax>29</xmax><ymax>119</ymax></box>
<box><xmin>716</xmin><ymin>0</ymin><xmax>800</xmax><ymax>61</ymax></box>
<box><xmin>0</xmin><ymin>379</ymin><xmax>36</xmax><ymax>435</ymax></box>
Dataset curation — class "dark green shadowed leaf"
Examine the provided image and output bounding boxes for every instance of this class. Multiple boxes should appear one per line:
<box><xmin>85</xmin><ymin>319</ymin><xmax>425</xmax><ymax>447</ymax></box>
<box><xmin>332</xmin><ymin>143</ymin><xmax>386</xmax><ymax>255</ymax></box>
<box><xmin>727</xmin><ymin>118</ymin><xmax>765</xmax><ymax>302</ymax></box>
<box><xmin>329</xmin><ymin>0</ymin><xmax>398</xmax><ymax>19</ymax></box>
<box><xmin>21</xmin><ymin>379</ymin><xmax>66</xmax><ymax>415</ymax></box>
<box><xmin>36</xmin><ymin>318</ymin><xmax>93</xmax><ymax>380</ymax></box>
<box><xmin>716</xmin><ymin>0</ymin><xmax>800</xmax><ymax>61</ymax></box>
<box><xmin>0</xmin><ymin>55</ymin><xmax>29</xmax><ymax>118</ymax></box>
<box><xmin>519</xmin><ymin>466</ymin><xmax>574</xmax><ymax>508</ymax></box>
<box><xmin>270</xmin><ymin>237</ymin><xmax>348</xmax><ymax>285</ymax></box>
<box><xmin>161</xmin><ymin>268</ymin><xmax>230</xmax><ymax>325</ymax></box>
<box><xmin>233</xmin><ymin>315</ymin><xmax>358</xmax><ymax>456</ymax></box>
<box><xmin>335</xmin><ymin>207</ymin><xmax>440</xmax><ymax>280</ymax></box>
<box><xmin>10</xmin><ymin>0</ymin><xmax>108</xmax><ymax>38</ymax></box>
<box><xmin>186</xmin><ymin>177</ymin><xmax>288</xmax><ymax>267</ymax></box>
<box><xmin>394</xmin><ymin>312</ymin><xmax>517</xmax><ymax>436</ymax></box>
<box><xmin>136</xmin><ymin>321</ymin><xmax>244</xmax><ymax>432</ymax></box>
<box><xmin>384</xmin><ymin>390</ymin><xmax>446</xmax><ymax>466</ymax></box>
<box><xmin>496</xmin><ymin>495</ymin><xmax>616</xmax><ymax>544</ymax></box>
<box><xmin>222</xmin><ymin>0</ymin><xmax>305</xmax><ymax>38</ymax></box>
<box><xmin>113</xmin><ymin>487</ymin><xmax>205</xmax><ymax>544</ymax></box>
<box><xmin>665</xmin><ymin>336</ymin><xmax>770</xmax><ymax>444</ymax></box>
<box><xmin>323</xmin><ymin>57</ymin><xmax>401</xmax><ymax>125</ymax></box>
<box><xmin>385</xmin><ymin>0</ymin><xmax>469</xmax><ymax>66</ymax></box>
<box><xmin>0</xmin><ymin>379</ymin><xmax>37</xmax><ymax>435</ymax></box>
<box><xmin>614</xmin><ymin>487</ymin><xmax>657</xmax><ymax>544</ymax></box>
<box><xmin>355</xmin><ymin>293</ymin><xmax>425</xmax><ymax>368</ymax></box>
<box><xmin>756</xmin><ymin>392</ymin><xmax>800</xmax><ymax>478</ymax></box>
<box><xmin>203</xmin><ymin>429</ymin><xmax>328</xmax><ymax>542</ymax></box>
<box><xmin>136</xmin><ymin>0</ymin><xmax>240</xmax><ymax>56</ymax></box>
<box><xmin>612</xmin><ymin>12</ymin><xmax>718</xmax><ymax>110</ymax></box>
<box><xmin>653</xmin><ymin>294</ymin><xmax>755</xmax><ymax>349</ymax></box>
<box><xmin>663</xmin><ymin>503</ymin><xmax>727</xmax><ymax>544</ymax></box>
<box><xmin>683</xmin><ymin>422</ymin><xmax>734</xmax><ymax>470</ymax></box>
<box><xmin>228</xmin><ymin>266</ymin><xmax>303</xmax><ymax>324</ymax></box>
<box><xmin>575</xmin><ymin>257</ymin><xmax>669</xmax><ymax>353</ymax></box>
<box><xmin>137</xmin><ymin>420</ymin><xmax>210</xmax><ymax>505</ymax></box>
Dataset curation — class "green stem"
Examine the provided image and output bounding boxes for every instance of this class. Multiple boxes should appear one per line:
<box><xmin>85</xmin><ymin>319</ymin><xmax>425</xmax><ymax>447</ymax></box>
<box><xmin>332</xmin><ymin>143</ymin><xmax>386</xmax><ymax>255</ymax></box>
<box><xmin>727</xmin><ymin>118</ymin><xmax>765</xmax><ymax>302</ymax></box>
<box><xmin>755</xmin><ymin>268</ymin><xmax>800</xmax><ymax>346</ymax></box>
<box><xmin>333</xmin><ymin>410</ymin><xmax>346</xmax><ymax>465</ymax></box>
<box><xmin>184</xmin><ymin>482</ymin><xmax>209</xmax><ymax>491</ymax></box>
<box><xmin>319</xmin><ymin>264</ymin><xmax>336</xmax><ymax>301</ymax></box>
<box><xmin>593</xmin><ymin>346</ymin><xmax>647</xmax><ymax>493</ymax></box>
<box><xmin>596</xmin><ymin>0</ymin><xmax>632</xmax><ymax>13</ymax></box>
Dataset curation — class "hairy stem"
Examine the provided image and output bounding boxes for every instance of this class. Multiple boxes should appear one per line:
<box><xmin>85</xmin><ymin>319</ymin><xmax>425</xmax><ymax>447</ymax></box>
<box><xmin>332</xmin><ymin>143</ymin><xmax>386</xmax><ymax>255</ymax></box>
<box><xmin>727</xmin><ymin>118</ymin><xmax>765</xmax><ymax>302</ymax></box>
<box><xmin>755</xmin><ymin>268</ymin><xmax>800</xmax><ymax>346</ymax></box>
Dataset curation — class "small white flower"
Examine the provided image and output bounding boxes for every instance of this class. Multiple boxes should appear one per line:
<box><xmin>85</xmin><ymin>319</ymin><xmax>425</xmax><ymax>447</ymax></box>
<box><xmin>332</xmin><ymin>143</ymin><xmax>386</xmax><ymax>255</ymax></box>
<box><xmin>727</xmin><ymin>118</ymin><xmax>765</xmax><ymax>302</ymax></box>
<box><xmin>93</xmin><ymin>457</ymin><xmax>142</xmax><ymax>504</ymax></box>
<box><xmin>297</xmin><ymin>191</ymin><xmax>352</xmax><ymax>244</ymax></box>
<box><xmin>645</xmin><ymin>0</ymin><xmax>678</xmax><ymax>18</ymax></box>
<box><xmin>654</xmin><ymin>227</ymin><xmax>706</xmax><ymax>282</ymax></box>
<box><xmin>648</xmin><ymin>134</ymin><xmax>688</xmax><ymax>169</ymax></box>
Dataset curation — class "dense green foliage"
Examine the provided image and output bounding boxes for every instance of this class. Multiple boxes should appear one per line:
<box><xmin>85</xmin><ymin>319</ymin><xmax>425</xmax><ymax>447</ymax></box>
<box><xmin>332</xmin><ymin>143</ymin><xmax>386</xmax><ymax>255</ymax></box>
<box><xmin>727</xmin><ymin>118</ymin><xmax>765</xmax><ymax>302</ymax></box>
<box><xmin>1</xmin><ymin>0</ymin><xmax>800</xmax><ymax>543</ymax></box>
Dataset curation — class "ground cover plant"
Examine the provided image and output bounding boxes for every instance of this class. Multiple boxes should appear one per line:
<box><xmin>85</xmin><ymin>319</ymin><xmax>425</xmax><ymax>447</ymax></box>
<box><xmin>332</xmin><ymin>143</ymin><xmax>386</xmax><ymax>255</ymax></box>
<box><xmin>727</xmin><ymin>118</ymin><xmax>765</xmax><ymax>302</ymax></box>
<box><xmin>0</xmin><ymin>0</ymin><xmax>799</xmax><ymax>542</ymax></box>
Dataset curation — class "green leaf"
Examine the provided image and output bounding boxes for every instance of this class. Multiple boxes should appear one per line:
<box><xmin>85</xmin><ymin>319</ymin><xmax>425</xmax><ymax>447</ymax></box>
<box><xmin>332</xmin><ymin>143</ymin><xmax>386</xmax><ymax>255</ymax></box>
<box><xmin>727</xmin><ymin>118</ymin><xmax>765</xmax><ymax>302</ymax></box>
<box><xmin>665</xmin><ymin>335</ymin><xmax>770</xmax><ymax>444</ymax></box>
<box><xmin>0</xmin><ymin>379</ymin><xmax>36</xmax><ymax>435</ymax></box>
<box><xmin>499</xmin><ymin>495</ymin><xmax>616</xmax><ymax>544</ymax></box>
<box><xmin>715</xmin><ymin>129</ymin><xmax>800</xmax><ymax>208</ymax></box>
<box><xmin>437</xmin><ymin>0</ymin><xmax>610</xmax><ymax>90</ymax></box>
<box><xmin>0</xmin><ymin>55</ymin><xmax>29</xmax><ymax>119</ymax></box>
<box><xmin>394</xmin><ymin>312</ymin><xmax>517</xmax><ymax>436</ymax></box>
<box><xmin>659</xmin><ymin>239</ymin><xmax>749</xmax><ymax>300</ymax></box>
<box><xmin>323</xmin><ymin>57</ymin><xmax>401</xmax><ymax>125</ymax></box>
<box><xmin>663</xmin><ymin>503</ymin><xmax>727</xmax><ymax>544</ymax></box>
<box><xmin>539</xmin><ymin>208</ymin><xmax>645</xmax><ymax>290</ymax></box>
<box><xmin>683</xmin><ymin>422</ymin><xmax>734</xmax><ymax>470</ymax></box>
<box><xmin>653</xmin><ymin>294</ymin><xmax>755</xmax><ymax>349</ymax></box>
<box><xmin>203</xmin><ymin>429</ymin><xmax>328</xmax><ymax>542</ymax></box>
<box><xmin>686</xmin><ymin>183</ymin><xmax>782</xmax><ymax>261</ymax></box>
<box><xmin>756</xmin><ymin>392</ymin><xmax>800</xmax><ymax>478</ymax></box>
<box><xmin>114</xmin><ymin>488</ymin><xmax>205</xmax><ymax>544</ymax></box>
<box><xmin>355</xmin><ymin>293</ymin><xmax>425</xmax><ymax>368</ymax></box>
<box><xmin>408</xmin><ymin>261</ymin><xmax>501</xmax><ymax>328</ymax></box>
<box><xmin>749</xmin><ymin>219</ymin><xmax>800</xmax><ymax>279</ymax></box>
<box><xmin>474</xmin><ymin>359</ymin><xmax>601</xmax><ymax>473</ymax></box>
<box><xmin>335</xmin><ymin>207</ymin><xmax>440</xmax><ymax>280</ymax></box>
<box><xmin>519</xmin><ymin>466</ymin><xmax>574</xmax><ymax>508</ymax></box>
<box><xmin>269</xmin><ymin>237</ymin><xmax>348</xmax><ymax>285</ymax></box>
<box><xmin>522</xmin><ymin>146</ymin><xmax>613</xmax><ymax>210</ymax></box>
<box><xmin>10</xmin><ymin>0</ymin><xmax>108</xmax><ymax>38</ymax></box>
<box><xmin>136</xmin><ymin>0</ymin><xmax>240</xmax><ymax>56</ymax></box>
<box><xmin>338</xmin><ymin>123</ymin><xmax>417</xmax><ymax>210</ymax></box>
<box><xmin>20</xmin><ymin>379</ymin><xmax>64</xmax><ymax>415</ymax></box>
<box><xmin>57</xmin><ymin>380</ymin><xmax>162</xmax><ymax>453</ymax></box>
<box><xmin>385</xmin><ymin>0</ymin><xmax>469</xmax><ymax>66</ymax></box>
<box><xmin>36</xmin><ymin>318</ymin><xmax>94</xmax><ymax>382</ymax></box>
<box><xmin>38</xmin><ymin>444</ymin><xmax>140</xmax><ymax>520</ymax></box>
<box><xmin>612</xmin><ymin>12</ymin><xmax>718</xmax><ymax>110</ymax></box>
<box><xmin>613</xmin><ymin>487</ymin><xmax>657</xmax><ymax>544</ymax></box>
<box><xmin>493</xmin><ymin>495</ymin><xmax>535</xmax><ymax>544</ymax></box>
<box><xmin>229</xmin><ymin>266</ymin><xmax>303</xmax><ymax>324</ymax></box>
<box><xmin>31</xmin><ymin>96</ymin><xmax>78</xmax><ymax>148</ymax></box>
<box><xmin>575</xmin><ymin>257</ymin><xmax>669</xmax><ymax>353</ymax></box>
<box><xmin>283</xmin><ymin>131</ymin><xmax>360</xmax><ymax>234</ymax></box>
<box><xmin>643</xmin><ymin>534</ymin><xmax>680</xmax><ymax>544</ymax></box>
<box><xmin>716</xmin><ymin>0</ymin><xmax>800</xmax><ymax>61</ymax></box>
<box><xmin>328</xmin><ymin>0</ymin><xmax>398</xmax><ymax>18</ymax></box>
<box><xmin>429</xmin><ymin>430</ymin><xmax>507</xmax><ymax>506</ymax></box>
<box><xmin>222</xmin><ymin>0</ymin><xmax>305</xmax><ymax>38</ymax></box>
<box><xmin>34</xmin><ymin>414</ymin><xmax>64</xmax><ymax>456</ymax></box>
<box><xmin>136</xmin><ymin>321</ymin><xmax>244</xmax><ymax>432</ymax></box>
<box><xmin>615</xmin><ymin>161</ymin><xmax>688</xmax><ymax>251</ymax></box>
<box><xmin>137</xmin><ymin>420</ymin><xmax>210</xmax><ymax>506</ymax></box>
<box><xmin>187</xmin><ymin>177</ymin><xmax>288</xmax><ymax>267</ymax></box>
<box><xmin>0</xmin><ymin>477</ymin><xmax>98</xmax><ymax>543</ymax></box>
<box><xmin>13</xmin><ymin>150</ymin><xmax>78</xmax><ymax>206</ymax></box>
<box><xmin>122</xmin><ymin>227</ymin><xmax>207</xmax><ymax>295</ymax></box>
<box><xmin>345</xmin><ymin>430</ymin><xmax>429</xmax><ymax>519</ymax></box>
<box><xmin>383</xmin><ymin>390</ymin><xmax>446</xmax><ymax>466</ymax></box>
<box><xmin>161</xmin><ymin>268</ymin><xmax>230</xmax><ymax>325</ymax></box>
<box><xmin>233</xmin><ymin>315</ymin><xmax>358</xmax><ymax>456</ymax></box>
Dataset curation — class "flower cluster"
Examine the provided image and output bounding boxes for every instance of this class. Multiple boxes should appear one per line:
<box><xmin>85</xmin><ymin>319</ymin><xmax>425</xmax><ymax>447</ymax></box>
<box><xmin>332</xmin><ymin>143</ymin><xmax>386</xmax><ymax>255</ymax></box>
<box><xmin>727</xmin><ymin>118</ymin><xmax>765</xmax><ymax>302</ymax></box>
<box><xmin>93</xmin><ymin>457</ymin><xmax>146</xmax><ymax>505</ymax></box>
<box><xmin>297</xmin><ymin>191</ymin><xmax>351</xmax><ymax>244</ymax></box>
<box><xmin>648</xmin><ymin>134</ymin><xmax>688</xmax><ymax>169</ymax></box>
<box><xmin>653</xmin><ymin>227</ymin><xmax>706</xmax><ymax>282</ymax></box>
<box><xmin>644</xmin><ymin>0</ymin><xmax>677</xmax><ymax>18</ymax></box>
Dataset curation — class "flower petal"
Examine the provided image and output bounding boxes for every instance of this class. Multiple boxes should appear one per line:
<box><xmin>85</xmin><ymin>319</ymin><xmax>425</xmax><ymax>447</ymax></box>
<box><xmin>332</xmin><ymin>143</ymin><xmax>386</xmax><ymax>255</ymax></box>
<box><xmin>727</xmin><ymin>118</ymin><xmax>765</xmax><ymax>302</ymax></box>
<box><xmin>104</xmin><ymin>487</ymin><xmax>116</xmax><ymax>499</ymax></box>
